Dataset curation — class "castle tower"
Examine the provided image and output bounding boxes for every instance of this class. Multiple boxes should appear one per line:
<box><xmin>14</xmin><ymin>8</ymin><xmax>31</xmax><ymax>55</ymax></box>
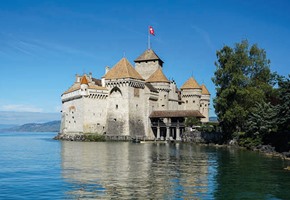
<box><xmin>134</xmin><ymin>49</ymin><xmax>164</xmax><ymax>79</ymax></box>
<box><xmin>146</xmin><ymin>67</ymin><xmax>170</xmax><ymax>110</ymax></box>
<box><xmin>180</xmin><ymin>77</ymin><xmax>202</xmax><ymax>111</ymax></box>
<box><xmin>80</xmin><ymin>75</ymin><xmax>89</xmax><ymax>96</ymax></box>
<box><xmin>200</xmin><ymin>84</ymin><xmax>210</xmax><ymax>122</ymax></box>
<box><xmin>104</xmin><ymin>57</ymin><xmax>147</xmax><ymax>138</ymax></box>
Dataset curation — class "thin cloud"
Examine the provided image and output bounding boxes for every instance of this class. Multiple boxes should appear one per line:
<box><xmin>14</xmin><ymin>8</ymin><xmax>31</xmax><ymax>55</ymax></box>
<box><xmin>0</xmin><ymin>104</ymin><xmax>43</xmax><ymax>112</ymax></box>
<box><xmin>0</xmin><ymin>32</ymin><xmax>95</xmax><ymax>58</ymax></box>
<box><xmin>191</xmin><ymin>25</ymin><xmax>215</xmax><ymax>51</ymax></box>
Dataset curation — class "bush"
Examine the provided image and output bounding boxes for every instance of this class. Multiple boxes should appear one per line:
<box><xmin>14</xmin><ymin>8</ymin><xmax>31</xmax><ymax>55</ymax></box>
<box><xmin>238</xmin><ymin>137</ymin><xmax>262</xmax><ymax>149</ymax></box>
<box><xmin>84</xmin><ymin>133</ymin><xmax>106</xmax><ymax>142</ymax></box>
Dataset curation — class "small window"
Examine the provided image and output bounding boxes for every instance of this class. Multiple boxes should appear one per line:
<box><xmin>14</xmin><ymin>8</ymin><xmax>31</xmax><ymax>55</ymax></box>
<box><xmin>136</xmin><ymin>104</ymin><xmax>138</xmax><ymax>108</ymax></box>
<box><xmin>162</xmin><ymin>105</ymin><xmax>165</xmax><ymax>107</ymax></box>
<box><xmin>186</xmin><ymin>100</ymin><xmax>188</xmax><ymax>104</ymax></box>
<box><xmin>114</xmin><ymin>118</ymin><xmax>117</xmax><ymax>121</ymax></box>
<box><xmin>134</xmin><ymin>88</ymin><xmax>140</xmax><ymax>97</ymax></box>
<box><xmin>116</xmin><ymin>105</ymin><xmax>118</xmax><ymax>109</ymax></box>
<box><xmin>193</xmin><ymin>100</ymin><xmax>195</xmax><ymax>103</ymax></box>
<box><xmin>164</xmin><ymin>95</ymin><xmax>166</xmax><ymax>99</ymax></box>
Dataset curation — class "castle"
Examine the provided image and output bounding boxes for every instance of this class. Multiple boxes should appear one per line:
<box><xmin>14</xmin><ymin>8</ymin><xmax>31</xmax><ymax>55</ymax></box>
<box><xmin>60</xmin><ymin>49</ymin><xmax>210</xmax><ymax>140</ymax></box>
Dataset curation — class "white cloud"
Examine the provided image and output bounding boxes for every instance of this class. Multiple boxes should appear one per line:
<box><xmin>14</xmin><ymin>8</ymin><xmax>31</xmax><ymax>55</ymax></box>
<box><xmin>0</xmin><ymin>104</ymin><xmax>43</xmax><ymax>112</ymax></box>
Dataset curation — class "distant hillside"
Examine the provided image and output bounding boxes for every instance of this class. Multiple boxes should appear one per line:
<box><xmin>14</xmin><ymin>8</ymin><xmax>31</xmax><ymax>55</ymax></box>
<box><xmin>0</xmin><ymin>124</ymin><xmax>19</xmax><ymax>130</ymax></box>
<box><xmin>1</xmin><ymin>121</ymin><xmax>61</xmax><ymax>132</ymax></box>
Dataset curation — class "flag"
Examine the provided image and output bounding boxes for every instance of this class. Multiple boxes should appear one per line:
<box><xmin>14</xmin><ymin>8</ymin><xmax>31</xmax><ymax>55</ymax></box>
<box><xmin>149</xmin><ymin>26</ymin><xmax>155</xmax><ymax>36</ymax></box>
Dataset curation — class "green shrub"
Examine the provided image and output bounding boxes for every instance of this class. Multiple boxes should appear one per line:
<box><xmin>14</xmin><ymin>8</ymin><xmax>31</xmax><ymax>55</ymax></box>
<box><xmin>84</xmin><ymin>133</ymin><xmax>106</xmax><ymax>142</ymax></box>
<box><xmin>238</xmin><ymin>137</ymin><xmax>262</xmax><ymax>149</ymax></box>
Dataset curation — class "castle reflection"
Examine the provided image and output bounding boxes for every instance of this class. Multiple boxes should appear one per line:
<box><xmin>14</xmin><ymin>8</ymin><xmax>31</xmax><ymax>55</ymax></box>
<box><xmin>60</xmin><ymin>142</ymin><xmax>218</xmax><ymax>199</ymax></box>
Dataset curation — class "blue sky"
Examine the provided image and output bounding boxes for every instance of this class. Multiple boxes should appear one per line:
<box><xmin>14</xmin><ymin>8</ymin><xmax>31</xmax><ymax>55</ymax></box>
<box><xmin>0</xmin><ymin>0</ymin><xmax>290</xmax><ymax>122</ymax></box>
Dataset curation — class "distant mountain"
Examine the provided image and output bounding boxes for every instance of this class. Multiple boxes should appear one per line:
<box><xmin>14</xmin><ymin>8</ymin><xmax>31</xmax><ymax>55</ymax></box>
<box><xmin>0</xmin><ymin>111</ymin><xmax>60</xmax><ymax>125</ymax></box>
<box><xmin>1</xmin><ymin>120</ymin><xmax>61</xmax><ymax>132</ymax></box>
<box><xmin>0</xmin><ymin>124</ymin><xmax>19</xmax><ymax>130</ymax></box>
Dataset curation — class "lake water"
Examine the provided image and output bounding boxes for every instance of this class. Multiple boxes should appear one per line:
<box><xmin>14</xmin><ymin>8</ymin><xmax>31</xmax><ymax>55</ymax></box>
<box><xmin>0</xmin><ymin>132</ymin><xmax>290</xmax><ymax>200</ymax></box>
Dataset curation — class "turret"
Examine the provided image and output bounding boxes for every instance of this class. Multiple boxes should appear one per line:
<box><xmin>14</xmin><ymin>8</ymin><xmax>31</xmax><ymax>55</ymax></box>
<box><xmin>200</xmin><ymin>84</ymin><xmax>210</xmax><ymax>122</ymax></box>
<box><xmin>80</xmin><ymin>75</ymin><xmax>89</xmax><ymax>96</ymax></box>
<box><xmin>180</xmin><ymin>77</ymin><xmax>202</xmax><ymax>111</ymax></box>
<box><xmin>101</xmin><ymin>66</ymin><xmax>110</xmax><ymax>87</ymax></box>
<box><xmin>146</xmin><ymin>67</ymin><xmax>170</xmax><ymax>110</ymax></box>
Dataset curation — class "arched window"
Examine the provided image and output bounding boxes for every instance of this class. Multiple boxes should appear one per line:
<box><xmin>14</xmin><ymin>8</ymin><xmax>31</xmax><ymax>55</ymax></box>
<box><xmin>110</xmin><ymin>86</ymin><xmax>122</xmax><ymax>96</ymax></box>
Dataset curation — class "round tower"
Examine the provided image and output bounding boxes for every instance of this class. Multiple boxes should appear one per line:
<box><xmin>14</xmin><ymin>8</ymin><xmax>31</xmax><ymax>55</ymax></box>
<box><xmin>80</xmin><ymin>75</ymin><xmax>89</xmax><ymax>96</ymax></box>
<box><xmin>146</xmin><ymin>67</ymin><xmax>170</xmax><ymax>110</ymax></box>
<box><xmin>180</xmin><ymin>77</ymin><xmax>202</xmax><ymax>111</ymax></box>
<box><xmin>200</xmin><ymin>84</ymin><xmax>210</xmax><ymax>122</ymax></box>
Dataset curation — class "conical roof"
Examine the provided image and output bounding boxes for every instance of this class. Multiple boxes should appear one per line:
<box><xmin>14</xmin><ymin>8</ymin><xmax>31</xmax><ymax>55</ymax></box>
<box><xmin>180</xmin><ymin>77</ymin><xmax>201</xmax><ymax>90</ymax></box>
<box><xmin>104</xmin><ymin>58</ymin><xmax>144</xmax><ymax>80</ymax></box>
<box><xmin>146</xmin><ymin>68</ymin><xmax>170</xmax><ymax>83</ymax></box>
<box><xmin>134</xmin><ymin>49</ymin><xmax>163</xmax><ymax>64</ymax></box>
<box><xmin>80</xmin><ymin>75</ymin><xmax>88</xmax><ymax>85</ymax></box>
<box><xmin>201</xmin><ymin>84</ymin><xmax>210</xmax><ymax>95</ymax></box>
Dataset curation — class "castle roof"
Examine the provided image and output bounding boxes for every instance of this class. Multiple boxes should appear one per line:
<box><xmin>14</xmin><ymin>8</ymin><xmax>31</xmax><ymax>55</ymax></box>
<box><xmin>80</xmin><ymin>75</ymin><xmax>88</xmax><ymax>85</ymax></box>
<box><xmin>146</xmin><ymin>68</ymin><xmax>170</xmax><ymax>83</ymax></box>
<box><xmin>201</xmin><ymin>84</ymin><xmax>210</xmax><ymax>95</ymax></box>
<box><xmin>92</xmin><ymin>78</ymin><xmax>102</xmax><ymax>86</ymax></box>
<box><xmin>104</xmin><ymin>58</ymin><xmax>144</xmax><ymax>80</ymax></box>
<box><xmin>63</xmin><ymin>83</ymin><xmax>81</xmax><ymax>94</ymax></box>
<box><xmin>88</xmin><ymin>85</ymin><xmax>107</xmax><ymax>90</ymax></box>
<box><xmin>180</xmin><ymin>77</ymin><xmax>201</xmax><ymax>90</ymax></box>
<box><xmin>63</xmin><ymin>76</ymin><xmax>107</xmax><ymax>95</ymax></box>
<box><xmin>134</xmin><ymin>49</ymin><xmax>164</xmax><ymax>64</ymax></box>
<box><xmin>149</xmin><ymin>110</ymin><xmax>204</xmax><ymax>118</ymax></box>
<box><xmin>145</xmin><ymin>83</ymin><xmax>158</xmax><ymax>93</ymax></box>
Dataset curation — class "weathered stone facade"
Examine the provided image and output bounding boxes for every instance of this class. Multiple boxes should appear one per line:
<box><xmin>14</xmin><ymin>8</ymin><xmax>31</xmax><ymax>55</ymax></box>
<box><xmin>60</xmin><ymin>49</ymin><xmax>210</xmax><ymax>140</ymax></box>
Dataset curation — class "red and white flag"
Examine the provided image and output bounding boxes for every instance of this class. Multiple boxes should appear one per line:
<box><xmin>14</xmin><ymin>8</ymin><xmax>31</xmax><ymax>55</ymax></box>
<box><xmin>149</xmin><ymin>26</ymin><xmax>155</xmax><ymax>36</ymax></box>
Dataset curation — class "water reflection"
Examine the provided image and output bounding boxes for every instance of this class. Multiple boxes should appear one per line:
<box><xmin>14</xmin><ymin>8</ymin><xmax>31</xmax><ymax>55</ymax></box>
<box><xmin>60</xmin><ymin>142</ymin><xmax>218</xmax><ymax>199</ymax></box>
<box><xmin>214</xmin><ymin>148</ymin><xmax>290</xmax><ymax>200</ymax></box>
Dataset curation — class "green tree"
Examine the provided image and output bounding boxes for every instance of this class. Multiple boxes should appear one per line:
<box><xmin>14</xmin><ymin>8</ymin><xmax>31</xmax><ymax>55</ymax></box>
<box><xmin>212</xmin><ymin>40</ymin><xmax>275</xmax><ymax>140</ymax></box>
<box><xmin>246</xmin><ymin>102</ymin><xmax>278</xmax><ymax>139</ymax></box>
<box><xmin>277</xmin><ymin>75</ymin><xmax>290</xmax><ymax>131</ymax></box>
<box><xmin>185</xmin><ymin>117</ymin><xmax>201</xmax><ymax>127</ymax></box>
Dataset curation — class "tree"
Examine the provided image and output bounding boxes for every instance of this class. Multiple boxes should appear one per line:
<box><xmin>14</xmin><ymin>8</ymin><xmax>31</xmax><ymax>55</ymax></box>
<box><xmin>246</xmin><ymin>102</ymin><xmax>278</xmax><ymax>139</ymax></box>
<box><xmin>212</xmin><ymin>40</ymin><xmax>275</xmax><ymax>140</ymax></box>
<box><xmin>185</xmin><ymin>117</ymin><xmax>201</xmax><ymax>127</ymax></box>
<box><xmin>277</xmin><ymin>75</ymin><xmax>290</xmax><ymax>131</ymax></box>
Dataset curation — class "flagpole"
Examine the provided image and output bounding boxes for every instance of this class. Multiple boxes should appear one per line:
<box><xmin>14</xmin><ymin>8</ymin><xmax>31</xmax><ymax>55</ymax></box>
<box><xmin>148</xmin><ymin>26</ymin><xmax>150</xmax><ymax>49</ymax></box>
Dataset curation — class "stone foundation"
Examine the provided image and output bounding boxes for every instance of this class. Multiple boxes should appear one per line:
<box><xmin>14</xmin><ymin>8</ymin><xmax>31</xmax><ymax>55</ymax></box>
<box><xmin>54</xmin><ymin>133</ymin><xmax>86</xmax><ymax>141</ymax></box>
<box><xmin>182</xmin><ymin>131</ymin><xmax>223</xmax><ymax>144</ymax></box>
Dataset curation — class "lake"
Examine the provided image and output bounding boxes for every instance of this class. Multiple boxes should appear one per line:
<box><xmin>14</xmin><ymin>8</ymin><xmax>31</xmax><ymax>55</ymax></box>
<box><xmin>0</xmin><ymin>132</ymin><xmax>290</xmax><ymax>199</ymax></box>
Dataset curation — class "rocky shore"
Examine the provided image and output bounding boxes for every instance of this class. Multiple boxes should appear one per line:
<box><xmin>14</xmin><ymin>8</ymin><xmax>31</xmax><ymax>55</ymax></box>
<box><xmin>181</xmin><ymin>130</ymin><xmax>222</xmax><ymax>144</ymax></box>
<box><xmin>55</xmin><ymin>131</ymin><xmax>290</xmax><ymax>162</ymax></box>
<box><xmin>54</xmin><ymin>133</ymin><xmax>85</xmax><ymax>141</ymax></box>
<box><xmin>182</xmin><ymin>130</ymin><xmax>290</xmax><ymax>161</ymax></box>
